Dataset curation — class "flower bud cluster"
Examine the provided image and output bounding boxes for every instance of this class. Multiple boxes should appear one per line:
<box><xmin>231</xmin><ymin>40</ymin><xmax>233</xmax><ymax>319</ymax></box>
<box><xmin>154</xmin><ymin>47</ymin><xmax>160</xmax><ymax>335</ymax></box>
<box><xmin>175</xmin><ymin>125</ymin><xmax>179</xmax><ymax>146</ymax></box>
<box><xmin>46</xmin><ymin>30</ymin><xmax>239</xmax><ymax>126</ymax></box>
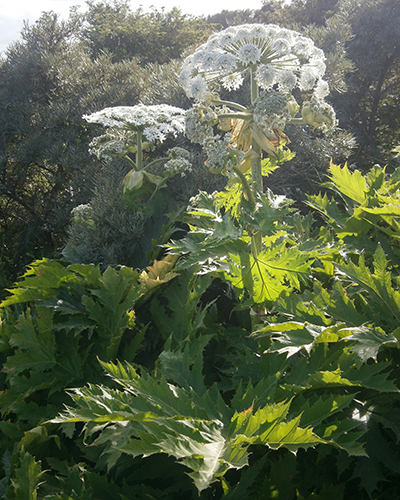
<box><xmin>88</xmin><ymin>130</ymin><xmax>137</xmax><ymax>160</ymax></box>
<box><xmin>185</xmin><ymin>106</ymin><xmax>218</xmax><ymax>144</ymax></box>
<box><xmin>203</xmin><ymin>135</ymin><xmax>244</xmax><ymax>174</ymax></box>
<box><xmin>252</xmin><ymin>91</ymin><xmax>295</xmax><ymax>136</ymax></box>
<box><xmin>83</xmin><ymin>104</ymin><xmax>186</xmax><ymax>144</ymax></box>
<box><xmin>164</xmin><ymin>147</ymin><xmax>193</xmax><ymax>177</ymax></box>
<box><xmin>301</xmin><ymin>96</ymin><xmax>337</xmax><ymax>132</ymax></box>
<box><xmin>71</xmin><ymin>204</ymin><xmax>95</xmax><ymax>227</ymax></box>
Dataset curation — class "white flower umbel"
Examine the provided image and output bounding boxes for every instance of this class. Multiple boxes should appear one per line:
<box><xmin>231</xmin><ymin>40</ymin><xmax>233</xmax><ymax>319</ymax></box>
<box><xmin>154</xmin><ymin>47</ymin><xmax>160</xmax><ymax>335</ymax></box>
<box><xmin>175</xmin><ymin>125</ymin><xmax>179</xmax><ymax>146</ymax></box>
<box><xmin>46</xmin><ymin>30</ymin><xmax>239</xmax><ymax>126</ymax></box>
<box><xmin>179</xmin><ymin>23</ymin><xmax>327</xmax><ymax>100</ymax></box>
<box><xmin>83</xmin><ymin>104</ymin><xmax>186</xmax><ymax>143</ymax></box>
<box><xmin>84</xmin><ymin>105</ymin><xmax>188</xmax><ymax>195</ymax></box>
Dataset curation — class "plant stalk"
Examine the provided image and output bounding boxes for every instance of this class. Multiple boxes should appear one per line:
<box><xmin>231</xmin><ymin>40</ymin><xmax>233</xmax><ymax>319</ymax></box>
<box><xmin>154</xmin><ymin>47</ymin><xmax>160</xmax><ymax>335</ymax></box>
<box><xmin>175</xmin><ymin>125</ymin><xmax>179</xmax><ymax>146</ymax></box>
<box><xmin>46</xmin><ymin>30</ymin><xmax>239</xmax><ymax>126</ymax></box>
<box><xmin>212</xmin><ymin>99</ymin><xmax>248</xmax><ymax>112</ymax></box>
<box><xmin>250</xmin><ymin>66</ymin><xmax>262</xmax><ymax>256</ymax></box>
<box><xmin>136</xmin><ymin>130</ymin><xmax>143</xmax><ymax>171</ymax></box>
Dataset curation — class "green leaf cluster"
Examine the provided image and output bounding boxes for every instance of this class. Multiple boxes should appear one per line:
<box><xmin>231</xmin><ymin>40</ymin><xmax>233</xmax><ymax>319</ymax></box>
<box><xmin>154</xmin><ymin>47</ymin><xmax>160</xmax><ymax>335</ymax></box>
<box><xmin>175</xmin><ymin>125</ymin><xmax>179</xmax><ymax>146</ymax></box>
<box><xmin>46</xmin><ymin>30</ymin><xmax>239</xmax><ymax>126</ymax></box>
<box><xmin>3</xmin><ymin>163</ymin><xmax>400</xmax><ymax>498</ymax></box>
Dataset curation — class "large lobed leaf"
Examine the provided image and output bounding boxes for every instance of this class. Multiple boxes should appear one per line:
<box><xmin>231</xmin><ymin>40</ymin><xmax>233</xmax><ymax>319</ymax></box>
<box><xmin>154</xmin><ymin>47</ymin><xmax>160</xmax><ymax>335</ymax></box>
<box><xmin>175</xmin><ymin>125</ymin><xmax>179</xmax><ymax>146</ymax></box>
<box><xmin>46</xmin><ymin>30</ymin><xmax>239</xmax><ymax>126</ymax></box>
<box><xmin>52</xmin><ymin>355</ymin><xmax>325</xmax><ymax>492</ymax></box>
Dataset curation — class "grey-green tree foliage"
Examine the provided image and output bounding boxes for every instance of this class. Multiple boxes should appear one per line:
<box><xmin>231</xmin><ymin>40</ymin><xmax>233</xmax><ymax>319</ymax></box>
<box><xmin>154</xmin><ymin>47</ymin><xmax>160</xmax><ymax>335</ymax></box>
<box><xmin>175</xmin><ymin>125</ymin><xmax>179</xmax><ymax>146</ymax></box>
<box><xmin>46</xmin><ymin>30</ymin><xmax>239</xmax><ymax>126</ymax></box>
<box><xmin>0</xmin><ymin>3</ymin><xmax>220</xmax><ymax>282</ymax></box>
<box><xmin>0</xmin><ymin>11</ymin><xmax>152</xmax><ymax>285</ymax></box>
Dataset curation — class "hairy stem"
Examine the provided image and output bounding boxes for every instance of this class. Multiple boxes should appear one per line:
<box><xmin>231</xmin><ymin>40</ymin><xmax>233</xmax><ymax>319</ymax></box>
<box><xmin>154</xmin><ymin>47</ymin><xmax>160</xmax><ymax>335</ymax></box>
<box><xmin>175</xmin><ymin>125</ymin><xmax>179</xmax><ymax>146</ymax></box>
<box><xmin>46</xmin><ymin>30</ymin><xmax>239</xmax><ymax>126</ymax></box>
<box><xmin>218</xmin><ymin>112</ymin><xmax>252</xmax><ymax>121</ymax></box>
<box><xmin>136</xmin><ymin>130</ymin><xmax>143</xmax><ymax>171</ymax></box>
<box><xmin>212</xmin><ymin>99</ymin><xmax>248</xmax><ymax>112</ymax></box>
<box><xmin>250</xmin><ymin>66</ymin><xmax>262</xmax><ymax>256</ymax></box>
<box><xmin>231</xmin><ymin>165</ymin><xmax>256</xmax><ymax>208</ymax></box>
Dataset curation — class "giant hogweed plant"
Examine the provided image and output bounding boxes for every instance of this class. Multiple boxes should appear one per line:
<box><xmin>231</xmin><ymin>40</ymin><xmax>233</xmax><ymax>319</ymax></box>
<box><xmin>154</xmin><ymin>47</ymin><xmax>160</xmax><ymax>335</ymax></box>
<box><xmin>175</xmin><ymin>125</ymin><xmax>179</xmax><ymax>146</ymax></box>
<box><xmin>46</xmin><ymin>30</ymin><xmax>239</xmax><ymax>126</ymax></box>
<box><xmin>2</xmin><ymin>26</ymin><xmax>400</xmax><ymax>499</ymax></box>
<box><xmin>179</xmin><ymin>23</ymin><xmax>336</xmax><ymax>255</ymax></box>
<box><xmin>46</xmin><ymin>30</ymin><xmax>398</xmax><ymax>498</ymax></box>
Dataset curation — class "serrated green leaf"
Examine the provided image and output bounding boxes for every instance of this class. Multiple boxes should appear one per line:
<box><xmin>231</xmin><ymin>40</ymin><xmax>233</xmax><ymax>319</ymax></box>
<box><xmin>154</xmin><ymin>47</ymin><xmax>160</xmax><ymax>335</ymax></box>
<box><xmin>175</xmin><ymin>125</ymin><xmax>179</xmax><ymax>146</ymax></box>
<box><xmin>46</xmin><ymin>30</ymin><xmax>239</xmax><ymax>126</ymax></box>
<box><xmin>54</xmin><ymin>356</ymin><xmax>326</xmax><ymax>492</ymax></box>
<box><xmin>11</xmin><ymin>452</ymin><xmax>44</xmax><ymax>500</ymax></box>
<box><xmin>4</xmin><ymin>307</ymin><xmax>56</xmax><ymax>377</ymax></box>
<box><xmin>227</xmin><ymin>244</ymin><xmax>312</xmax><ymax>303</ymax></box>
<box><xmin>327</xmin><ymin>163</ymin><xmax>367</xmax><ymax>205</ymax></box>
<box><xmin>344</xmin><ymin>327</ymin><xmax>398</xmax><ymax>362</ymax></box>
<box><xmin>335</xmin><ymin>246</ymin><xmax>400</xmax><ymax>330</ymax></box>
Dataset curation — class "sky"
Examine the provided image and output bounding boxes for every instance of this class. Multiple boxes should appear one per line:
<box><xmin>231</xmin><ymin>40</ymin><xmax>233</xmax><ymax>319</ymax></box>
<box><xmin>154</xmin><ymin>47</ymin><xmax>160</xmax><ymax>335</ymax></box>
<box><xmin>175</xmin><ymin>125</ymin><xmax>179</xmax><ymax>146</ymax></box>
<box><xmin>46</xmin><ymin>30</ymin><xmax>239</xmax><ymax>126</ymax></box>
<box><xmin>0</xmin><ymin>0</ymin><xmax>266</xmax><ymax>54</ymax></box>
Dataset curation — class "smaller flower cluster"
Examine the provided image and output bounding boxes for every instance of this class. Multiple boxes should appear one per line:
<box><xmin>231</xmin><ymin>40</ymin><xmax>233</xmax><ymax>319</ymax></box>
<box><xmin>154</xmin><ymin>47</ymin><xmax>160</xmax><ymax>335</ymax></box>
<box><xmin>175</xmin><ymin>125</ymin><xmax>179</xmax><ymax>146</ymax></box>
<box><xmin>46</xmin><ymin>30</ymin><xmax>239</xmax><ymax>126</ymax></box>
<box><xmin>164</xmin><ymin>147</ymin><xmax>193</xmax><ymax>178</ymax></box>
<box><xmin>88</xmin><ymin>130</ymin><xmax>138</xmax><ymax>160</ymax></box>
<box><xmin>185</xmin><ymin>106</ymin><xmax>218</xmax><ymax>144</ymax></box>
<box><xmin>203</xmin><ymin>135</ymin><xmax>244</xmax><ymax>174</ymax></box>
<box><xmin>301</xmin><ymin>96</ymin><xmax>337</xmax><ymax>132</ymax></box>
<box><xmin>71</xmin><ymin>204</ymin><xmax>95</xmax><ymax>227</ymax></box>
<box><xmin>252</xmin><ymin>91</ymin><xmax>296</xmax><ymax>136</ymax></box>
<box><xmin>83</xmin><ymin>104</ymin><xmax>186</xmax><ymax>143</ymax></box>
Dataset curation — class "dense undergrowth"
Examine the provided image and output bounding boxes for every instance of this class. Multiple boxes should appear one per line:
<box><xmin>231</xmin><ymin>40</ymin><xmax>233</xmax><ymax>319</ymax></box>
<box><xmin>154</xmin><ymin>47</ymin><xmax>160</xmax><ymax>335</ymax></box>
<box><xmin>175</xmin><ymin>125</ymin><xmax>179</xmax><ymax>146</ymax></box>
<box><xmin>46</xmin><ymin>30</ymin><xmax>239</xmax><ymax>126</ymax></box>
<box><xmin>1</xmin><ymin>162</ymin><xmax>400</xmax><ymax>499</ymax></box>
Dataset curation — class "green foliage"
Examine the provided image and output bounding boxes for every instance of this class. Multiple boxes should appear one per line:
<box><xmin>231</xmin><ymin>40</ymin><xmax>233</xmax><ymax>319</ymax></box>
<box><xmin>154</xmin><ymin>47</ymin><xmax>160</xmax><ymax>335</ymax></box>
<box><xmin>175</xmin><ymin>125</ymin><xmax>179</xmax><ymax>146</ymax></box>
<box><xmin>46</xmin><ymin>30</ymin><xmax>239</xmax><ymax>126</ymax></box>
<box><xmin>53</xmin><ymin>353</ymin><xmax>325</xmax><ymax>493</ymax></box>
<box><xmin>1</xmin><ymin>1</ymin><xmax>400</xmax><ymax>496</ymax></box>
<box><xmin>168</xmin><ymin>189</ymin><xmax>314</xmax><ymax>304</ymax></box>
<box><xmin>80</xmin><ymin>1</ymin><xmax>215</xmax><ymax>64</ymax></box>
<box><xmin>0</xmin><ymin>259</ymin><xmax>142</xmax><ymax>433</ymax></box>
<box><xmin>3</xmin><ymin>160</ymin><xmax>400</xmax><ymax>498</ymax></box>
<box><xmin>7</xmin><ymin>451</ymin><xmax>43</xmax><ymax>500</ymax></box>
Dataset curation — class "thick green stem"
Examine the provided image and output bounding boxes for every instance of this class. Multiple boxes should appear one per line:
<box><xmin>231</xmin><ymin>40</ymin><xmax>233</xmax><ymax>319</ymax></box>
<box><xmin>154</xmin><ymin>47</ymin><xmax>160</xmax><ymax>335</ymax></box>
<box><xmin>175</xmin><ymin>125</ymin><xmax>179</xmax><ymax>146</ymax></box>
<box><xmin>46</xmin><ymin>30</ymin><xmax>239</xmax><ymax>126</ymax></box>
<box><xmin>212</xmin><ymin>99</ymin><xmax>247</xmax><ymax>112</ymax></box>
<box><xmin>143</xmin><ymin>157</ymin><xmax>169</xmax><ymax>171</ymax></box>
<box><xmin>250</xmin><ymin>66</ymin><xmax>262</xmax><ymax>256</ymax></box>
<box><xmin>250</xmin><ymin>66</ymin><xmax>259</xmax><ymax>104</ymax></box>
<box><xmin>231</xmin><ymin>165</ymin><xmax>256</xmax><ymax>208</ymax></box>
<box><xmin>218</xmin><ymin>112</ymin><xmax>252</xmax><ymax>121</ymax></box>
<box><xmin>124</xmin><ymin>156</ymin><xmax>137</xmax><ymax>170</ymax></box>
<box><xmin>240</xmin><ymin>250</ymin><xmax>254</xmax><ymax>298</ymax></box>
<box><xmin>136</xmin><ymin>130</ymin><xmax>143</xmax><ymax>171</ymax></box>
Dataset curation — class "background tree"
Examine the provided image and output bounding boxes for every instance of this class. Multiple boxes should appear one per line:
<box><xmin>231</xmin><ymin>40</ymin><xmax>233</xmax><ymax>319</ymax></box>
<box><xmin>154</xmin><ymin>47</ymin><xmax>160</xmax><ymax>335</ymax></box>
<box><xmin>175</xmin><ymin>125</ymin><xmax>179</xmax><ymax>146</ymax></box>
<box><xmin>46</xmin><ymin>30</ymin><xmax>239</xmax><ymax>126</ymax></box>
<box><xmin>79</xmin><ymin>0</ymin><xmax>215</xmax><ymax>63</ymax></box>
<box><xmin>330</xmin><ymin>0</ymin><xmax>400</xmax><ymax>168</ymax></box>
<box><xmin>0</xmin><ymin>12</ymin><xmax>149</xmax><ymax>288</ymax></box>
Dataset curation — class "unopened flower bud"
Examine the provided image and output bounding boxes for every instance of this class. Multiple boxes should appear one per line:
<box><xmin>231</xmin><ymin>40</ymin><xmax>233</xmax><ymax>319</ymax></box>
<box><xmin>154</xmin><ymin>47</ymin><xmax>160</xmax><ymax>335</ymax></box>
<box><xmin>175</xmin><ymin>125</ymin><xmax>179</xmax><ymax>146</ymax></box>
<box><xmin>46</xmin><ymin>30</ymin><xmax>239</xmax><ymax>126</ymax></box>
<box><xmin>123</xmin><ymin>169</ymin><xmax>144</xmax><ymax>193</ymax></box>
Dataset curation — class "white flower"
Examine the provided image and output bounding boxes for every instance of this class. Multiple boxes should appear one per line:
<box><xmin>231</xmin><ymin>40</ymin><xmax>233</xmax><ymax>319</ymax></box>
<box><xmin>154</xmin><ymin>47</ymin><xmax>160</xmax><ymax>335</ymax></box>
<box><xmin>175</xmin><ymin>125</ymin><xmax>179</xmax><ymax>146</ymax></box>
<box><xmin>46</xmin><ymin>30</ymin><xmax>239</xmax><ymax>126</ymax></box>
<box><xmin>309</xmin><ymin>56</ymin><xmax>326</xmax><ymax>75</ymax></box>
<box><xmin>272</xmin><ymin>38</ymin><xmax>291</xmax><ymax>56</ymax></box>
<box><xmin>299</xmin><ymin>66</ymin><xmax>319</xmax><ymax>91</ymax></box>
<box><xmin>293</xmin><ymin>37</ymin><xmax>314</xmax><ymax>58</ymax></box>
<box><xmin>83</xmin><ymin>104</ymin><xmax>186</xmax><ymax>143</ymax></box>
<box><xmin>276</xmin><ymin>69</ymin><xmax>297</xmax><ymax>92</ymax></box>
<box><xmin>217</xmin><ymin>53</ymin><xmax>238</xmax><ymax>72</ymax></box>
<box><xmin>233</xmin><ymin>27</ymin><xmax>252</xmax><ymax>43</ymax></box>
<box><xmin>191</xmin><ymin>75</ymin><xmax>209</xmax><ymax>102</ymax></box>
<box><xmin>221</xmin><ymin>73</ymin><xmax>244</xmax><ymax>91</ymax></box>
<box><xmin>249</xmin><ymin>25</ymin><xmax>269</xmax><ymax>40</ymax></box>
<box><xmin>255</xmin><ymin>65</ymin><xmax>277</xmax><ymax>90</ymax></box>
<box><xmin>314</xmin><ymin>79</ymin><xmax>330</xmax><ymax>100</ymax></box>
<box><xmin>202</xmin><ymin>51</ymin><xmax>219</xmax><ymax>71</ymax></box>
<box><xmin>237</xmin><ymin>44</ymin><xmax>262</xmax><ymax>65</ymax></box>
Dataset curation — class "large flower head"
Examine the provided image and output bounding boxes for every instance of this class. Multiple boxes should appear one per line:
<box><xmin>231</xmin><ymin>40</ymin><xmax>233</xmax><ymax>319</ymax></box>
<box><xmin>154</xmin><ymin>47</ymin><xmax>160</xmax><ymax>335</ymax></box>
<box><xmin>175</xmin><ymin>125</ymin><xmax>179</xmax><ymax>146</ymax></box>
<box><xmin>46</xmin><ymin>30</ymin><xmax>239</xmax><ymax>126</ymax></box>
<box><xmin>83</xmin><ymin>104</ymin><xmax>186</xmax><ymax>143</ymax></box>
<box><xmin>179</xmin><ymin>24</ymin><xmax>327</xmax><ymax>102</ymax></box>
